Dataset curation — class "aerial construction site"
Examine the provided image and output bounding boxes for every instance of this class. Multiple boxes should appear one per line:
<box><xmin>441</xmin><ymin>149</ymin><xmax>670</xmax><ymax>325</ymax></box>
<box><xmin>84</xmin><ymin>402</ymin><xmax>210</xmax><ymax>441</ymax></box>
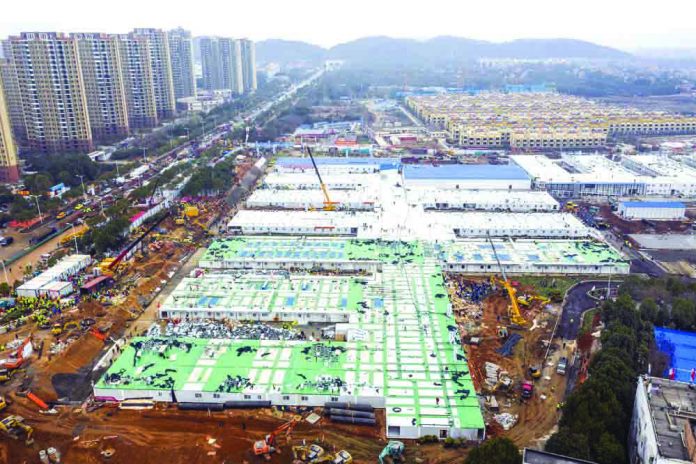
<box><xmin>0</xmin><ymin>147</ymin><xmax>629</xmax><ymax>463</ymax></box>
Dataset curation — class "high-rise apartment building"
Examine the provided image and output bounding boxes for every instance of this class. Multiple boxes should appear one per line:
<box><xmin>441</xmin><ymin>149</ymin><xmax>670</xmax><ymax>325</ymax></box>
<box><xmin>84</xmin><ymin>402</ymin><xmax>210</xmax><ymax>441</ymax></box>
<box><xmin>200</xmin><ymin>37</ymin><xmax>223</xmax><ymax>91</ymax></box>
<box><xmin>132</xmin><ymin>29</ymin><xmax>176</xmax><ymax>120</ymax></box>
<box><xmin>167</xmin><ymin>28</ymin><xmax>196</xmax><ymax>99</ymax></box>
<box><xmin>72</xmin><ymin>33</ymin><xmax>129</xmax><ymax>142</ymax></box>
<box><xmin>0</xmin><ymin>75</ymin><xmax>19</xmax><ymax>182</ymax></box>
<box><xmin>200</xmin><ymin>36</ymin><xmax>252</xmax><ymax>94</ymax></box>
<box><xmin>239</xmin><ymin>39</ymin><xmax>257</xmax><ymax>93</ymax></box>
<box><xmin>0</xmin><ymin>49</ymin><xmax>27</xmax><ymax>147</ymax></box>
<box><xmin>7</xmin><ymin>32</ymin><xmax>92</xmax><ymax>155</ymax></box>
<box><xmin>117</xmin><ymin>34</ymin><xmax>158</xmax><ymax>128</ymax></box>
<box><xmin>220</xmin><ymin>38</ymin><xmax>244</xmax><ymax>95</ymax></box>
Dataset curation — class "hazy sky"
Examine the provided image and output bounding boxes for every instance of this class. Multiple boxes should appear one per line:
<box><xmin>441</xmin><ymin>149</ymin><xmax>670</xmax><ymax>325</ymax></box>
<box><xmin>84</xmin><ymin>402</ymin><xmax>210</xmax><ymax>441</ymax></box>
<box><xmin>2</xmin><ymin>0</ymin><xmax>696</xmax><ymax>50</ymax></box>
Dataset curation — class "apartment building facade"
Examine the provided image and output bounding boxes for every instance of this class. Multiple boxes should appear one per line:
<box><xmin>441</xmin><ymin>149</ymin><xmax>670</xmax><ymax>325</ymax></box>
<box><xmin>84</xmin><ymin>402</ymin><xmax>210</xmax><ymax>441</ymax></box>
<box><xmin>0</xmin><ymin>74</ymin><xmax>19</xmax><ymax>182</ymax></box>
<box><xmin>0</xmin><ymin>42</ymin><xmax>27</xmax><ymax>147</ymax></box>
<box><xmin>167</xmin><ymin>28</ymin><xmax>196</xmax><ymax>99</ymax></box>
<box><xmin>132</xmin><ymin>29</ymin><xmax>176</xmax><ymax>120</ymax></box>
<box><xmin>219</xmin><ymin>38</ymin><xmax>243</xmax><ymax>94</ymax></box>
<box><xmin>72</xmin><ymin>33</ymin><xmax>129</xmax><ymax>142</ymax></box>
<box><xmin>7</xmin><ymin>32</ymin><xmax>93</xmax><ymax>155</ymax></box>
<box><xmin>200</xmin><ymin>37</ymin><xmax>222</xmax><ymax>91</ymax></box>
<box><xmin>117</xmin><ymin>34</ymin><xmax>158</xmax><ymax>128</ymax></box>
<box><xmin>239</xmin><ymin>38</ymin><xmax>257</xmax><ymax>92</ymax></box>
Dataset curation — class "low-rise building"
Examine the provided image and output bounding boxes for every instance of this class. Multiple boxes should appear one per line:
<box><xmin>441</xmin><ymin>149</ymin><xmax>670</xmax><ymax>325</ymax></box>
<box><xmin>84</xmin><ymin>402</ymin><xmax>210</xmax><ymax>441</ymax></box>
<box><xmin>618</xmin><ymin>201</ymin><xmax>686</xmax><ymax>220</ymax></box>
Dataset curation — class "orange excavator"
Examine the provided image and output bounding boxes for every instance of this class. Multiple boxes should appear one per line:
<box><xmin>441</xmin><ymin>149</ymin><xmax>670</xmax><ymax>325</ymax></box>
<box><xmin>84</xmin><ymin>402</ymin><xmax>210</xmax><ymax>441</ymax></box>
<box><xmin>0</xmin><ymin>337</ymin><xmax>33</xmax><ymax>382</ymax></box>
<box><xmin>253</xmin><ymin>418</ymin><xmax>300</xmax><ymax>459</ymax></box>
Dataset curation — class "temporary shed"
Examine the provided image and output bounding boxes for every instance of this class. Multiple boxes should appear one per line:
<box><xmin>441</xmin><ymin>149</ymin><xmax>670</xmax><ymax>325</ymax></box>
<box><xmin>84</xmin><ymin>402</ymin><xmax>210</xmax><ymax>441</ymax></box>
<box><xmin>618</xmin><ymin>201</ymin><xmax>686</xmax><ymax>220</ymax></box>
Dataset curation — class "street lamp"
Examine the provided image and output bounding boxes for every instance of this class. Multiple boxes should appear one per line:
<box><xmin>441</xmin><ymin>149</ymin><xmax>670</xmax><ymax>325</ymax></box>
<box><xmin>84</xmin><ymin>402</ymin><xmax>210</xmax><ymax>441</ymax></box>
<box><xmin>68</xmin><ymin>223</ymin><xmax>79</xmax><ymax>254</ymax></box>
<box><xmin>76</xmin><ymin>174</ymin><xmax>87</xmax><ymax>200</ymax></box>
<box><xmin>29</xmin><ymin>195</ymin><xmax>43</xmax><ymax>223</ymax></box>
<box><xmin>0</xmin><ymin>259</ymin><xmax>9</xmax><ymax>286</ymax></box>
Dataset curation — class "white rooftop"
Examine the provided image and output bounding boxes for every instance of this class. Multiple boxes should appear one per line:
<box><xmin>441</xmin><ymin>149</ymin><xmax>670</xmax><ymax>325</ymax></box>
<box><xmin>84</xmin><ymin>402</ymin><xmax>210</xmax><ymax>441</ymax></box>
<box><xmin>412</xmin><ymin>189</ymin><xmax>559</xmax><ymax>211</ymax></box>
<box><xmin>246</xmin><ymin>188</ymin><xmax>378</xmax><ymax>210</ymax></box>
<box><xmin>262</xmin><ymin>172</ymin><xmax>378</xmax><ymax>190</ymax></box>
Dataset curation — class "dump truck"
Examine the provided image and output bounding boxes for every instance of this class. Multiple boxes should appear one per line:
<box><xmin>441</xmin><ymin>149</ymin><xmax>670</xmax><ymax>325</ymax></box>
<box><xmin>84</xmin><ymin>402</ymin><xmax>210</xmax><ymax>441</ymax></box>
<box><xmin>521</xmin><ymin>380</ymin><xmax>534</xmax><ymax>399</ymax></box>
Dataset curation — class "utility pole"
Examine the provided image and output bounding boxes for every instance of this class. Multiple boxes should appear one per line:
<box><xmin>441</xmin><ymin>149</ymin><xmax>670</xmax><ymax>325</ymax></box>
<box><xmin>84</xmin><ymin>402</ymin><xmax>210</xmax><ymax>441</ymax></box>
<box><xmin>69</xmin><ymin>223</ymin><xmax>79</xmax><ymax>254</ymax></box>
<box><xmin>76</xmin><ymin>174</ymin><xmax>87</xmax><ymax>200</ymax></box>
<box><xmin>30</xmin><ymin>195</ymin><xmax>43</xmax><ymax>223</ymax></box>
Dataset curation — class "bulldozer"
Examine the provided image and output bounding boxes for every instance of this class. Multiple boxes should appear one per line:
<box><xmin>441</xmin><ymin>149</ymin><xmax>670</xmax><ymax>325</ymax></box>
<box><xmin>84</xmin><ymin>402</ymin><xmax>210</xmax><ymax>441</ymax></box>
<box><xmin>292</xmin><ymin>444</ymin><xmax>325</xmax><ymax>462</ymax></box>
<box><xmin>378</xmin><ymin>441</ymin><xmax>404</xmax><ymax>464</ymax></box>
<box><xmin>314</xmin><ymin>451</ymin><xmax>352</xmax><ymax>464</ymax></box>
<box><xmin>0</xmin><ymin>415</ymin><xmax>34</xmax><ymax>444</ymax></box>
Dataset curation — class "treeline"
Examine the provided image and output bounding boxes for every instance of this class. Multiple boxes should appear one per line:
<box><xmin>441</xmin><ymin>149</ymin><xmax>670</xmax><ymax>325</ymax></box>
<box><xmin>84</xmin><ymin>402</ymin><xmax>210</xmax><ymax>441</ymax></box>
<box><xmin>620</xmin><ymin>275</ymin><xmax>696</xmax><ymax>331</ymax></box>
<box><xmin>182</xmin><ymin>158</ymin><xmax>236</xmax><ymax>196</ymax></box>
<box><xmin>545</xmin><ymin>289</ymin><xmax>656</xmax><ymax>463</ymax></box>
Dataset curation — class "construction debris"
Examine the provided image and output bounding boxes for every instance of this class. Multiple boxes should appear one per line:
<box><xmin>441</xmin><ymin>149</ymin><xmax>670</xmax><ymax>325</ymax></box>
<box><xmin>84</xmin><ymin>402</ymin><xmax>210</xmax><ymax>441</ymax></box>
<box><xmin>494</xmin><ymin>412</ymin><xmax>518</xmax><ymax>430</ymax></box>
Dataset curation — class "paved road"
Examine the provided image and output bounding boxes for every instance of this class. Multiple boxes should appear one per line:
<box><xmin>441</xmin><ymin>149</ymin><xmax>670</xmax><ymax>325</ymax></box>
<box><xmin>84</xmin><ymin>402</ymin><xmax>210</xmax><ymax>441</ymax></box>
<box><xmin>557</xmin><ymin>280</ymin><xmax>618</xmax><ymax>340</ymax></box>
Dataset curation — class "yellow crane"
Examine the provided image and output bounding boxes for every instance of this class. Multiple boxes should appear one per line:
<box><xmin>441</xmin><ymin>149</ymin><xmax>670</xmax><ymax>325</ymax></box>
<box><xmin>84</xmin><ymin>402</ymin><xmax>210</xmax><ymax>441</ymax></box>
<box><xmin>306</xmin><ymin>146</ymin><xmax>338</xmax><ymax>211</ymax></box>
<box><xmin>488</xmin><ymin>236</ymin><xmax>527</xmax><ymax>327</ymax></box>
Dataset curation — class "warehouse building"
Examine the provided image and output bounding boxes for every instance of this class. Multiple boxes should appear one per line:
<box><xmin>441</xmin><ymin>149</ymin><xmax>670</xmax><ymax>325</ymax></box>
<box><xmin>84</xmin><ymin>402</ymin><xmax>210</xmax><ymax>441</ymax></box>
<box><xmin>262</xmin><ymin>172</ymin><xmax>376</xmax><ymax>190</ymax></box>
<box><xmin>630</xmin><ymin>376</ymin><xmax>696</xmax><ymax>464</ymax></box>
<box><xmin>227</xmin><ymin>210</ymin><xmax>376</xmax><ymax>236</ymax></box>
<box><xmin>618</xmin><ymin>201</ymin><xmax>686</xmax><ymax>220</ymax></box>
<box><xmin>246</xmin><ymin>188</ymin><xmax>377</xmax><ymax>211</ymax></box>
<box><xmin>275</xmin><ymin>156</ymin><xmax>400</xmax><ymax>174</ymax></box>
<box><xmin>413</xmin><ymin>189</ymin><xmax>558</xmax><ymax>212</ymax></box>
<box><xmin>403</xmin><ymin>164</ymin><xmax>531</xmax><ymax>190</ymax></box>
<box><xmin>424</xmin><ymin>212</ymin><xmax>590</xmax><ymax>239</ymax></box>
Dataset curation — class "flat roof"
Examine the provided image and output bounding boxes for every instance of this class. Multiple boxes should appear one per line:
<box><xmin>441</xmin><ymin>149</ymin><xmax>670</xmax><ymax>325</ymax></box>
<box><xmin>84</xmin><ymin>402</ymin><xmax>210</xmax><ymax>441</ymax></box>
<box><xmin>523</xmin><ymin>449</ymin><xmax>597</xmax><ymax>464</ymax></box>
<box><xmin>263</xmin><ymin>172</ymin><xmax>377</xmax><ymax>189</ymax></box>
<box><xmin>629</xmin><ymin>234</ymin><xmax>696</xmax><ymax>250</ymax></box>
<box><xmin>423</xmin><ymin>212</ymin><xmax>590</xmax><ymax>237</ymax></box>
<box><xmin>246</xmin><ymin>189</ymin><xmax>378</xmax><ymax>207</ymax></box>
<box><xmin>276</xmin><ymin>156</ymin><xmax>399</xmax><ymax>168</ymax></box>
<box><xmin>403</xmin><ymin>164</ymin><xmax>530</xmax><ymax>181</ymax></box>
<box><xmin>227</xmin><ymin>210</ymin><xmax>375</xmax><ymax>230</ymax></box>
<box><xmin>620</xmin><ymin>201</ymin><xmax>685</xmax><ymax>209</ymax></box>
<box><xmin>98</xmin><ymin>260</ymin><xmax>486</xmax><ymax>432</ymax></box>
<box><xmin>413</xmin><ymin>189</ymin><xmax>558</xmax><ymax>209</ymax></box>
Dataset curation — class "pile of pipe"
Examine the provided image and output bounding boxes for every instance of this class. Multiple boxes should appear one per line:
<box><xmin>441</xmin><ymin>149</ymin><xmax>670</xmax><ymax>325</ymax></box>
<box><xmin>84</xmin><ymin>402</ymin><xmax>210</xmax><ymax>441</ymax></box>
<box><xmin>324</xmin><ymin>401</ymin><xmax>376</xmax><ymax>425</ymax></box>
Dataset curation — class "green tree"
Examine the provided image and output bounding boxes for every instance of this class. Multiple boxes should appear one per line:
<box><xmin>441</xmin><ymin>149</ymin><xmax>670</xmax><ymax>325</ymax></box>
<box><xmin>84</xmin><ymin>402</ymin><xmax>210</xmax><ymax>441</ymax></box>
<box><xmin>639</xmin><ymin>298</ymin><xmax>658</xmax><ymax>323</ymax></box>
<box><xmin>465</xmin><ymin>437</ymin><xmax>521</xmax><ymax>464</ymax></box>
<box><xmin>545</xmin><ymin>428</ymin><xmax>592</xmax><ymax>460</ymax></box>
<box><xmin>0</xmin><ymin>282</ymin><xmax>11</xmax><ymax>297</ymax></box>
<box><xmin>595</xmin><ymin>433</ymin><xmax>626</xmax><ymax>464</ymax></box>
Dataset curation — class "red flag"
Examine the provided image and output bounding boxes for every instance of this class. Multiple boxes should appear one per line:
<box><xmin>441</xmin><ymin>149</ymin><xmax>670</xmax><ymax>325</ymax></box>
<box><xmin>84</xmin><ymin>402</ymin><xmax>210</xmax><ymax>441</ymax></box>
<box><xmin>691</xmin><ymin>368</ymin><xmax>695</xmax><ymax>382</ymax></box>
<box><xmin>669</xmin><ymin>368</ymin><xmax>676</xmax><ymax>380</ymax></box>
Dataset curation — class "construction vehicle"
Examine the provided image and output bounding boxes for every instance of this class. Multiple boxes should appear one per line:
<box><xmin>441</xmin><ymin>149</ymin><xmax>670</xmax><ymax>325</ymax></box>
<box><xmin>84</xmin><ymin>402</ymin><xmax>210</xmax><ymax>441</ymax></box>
<box><xmin>0</xmin><ymin>337</ymin><xmax>33</xmax><ymax>375</ymax></box>
<box><xmin>253</xmin><ymin>418</ymin><xmax>300</xmax><ymax>459</ymax></box>
<box><xmin>378</xmin><ymin>442</ymin><xmax>404</xmax><ymax>464</ymax></box>
<box><xmin>528</xmin><ymin>366</ymin><xmax>542</xmax><ymax>379</ymax></box>
<box><xmin>521</xmin><ymin>380</ymin><xmax>534</xmax><ymax>399</ymax></box>
<box><xmin>306</xmin><ymin>146</ymin><xmax>338</xmax><ymax>211</ymax></box>
<box><xmin>312</xmin><ymin>451</ymin><xmax>352</xmax><ymax>464</ymax></box>
<box><xmin>292</xmin><ymin>444</ymin><xmax>325</xmax><ymax>462</ymax></box>
<box><xmin>0</xmin><ymin>395</ymin><xmax>8</xmax><ymax>412</ymax></box>
<box><xmin>564</xmin><ymin>201</ymin><xmax>579</xmax><ymax>212</ymax></box>
<box><xmin>0</xmin><ymin>415</ymin><xmax>34</xmax><ymax>444</ymax></box>
<box><xmin>488</xmin><ymin>237</ymin><xmax>527</xmax><ymax>327</ymax></box>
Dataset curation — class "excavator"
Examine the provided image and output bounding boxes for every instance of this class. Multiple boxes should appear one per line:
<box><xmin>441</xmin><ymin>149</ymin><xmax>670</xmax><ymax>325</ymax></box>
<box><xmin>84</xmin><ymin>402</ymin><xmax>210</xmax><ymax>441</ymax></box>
<box><xmin>305</xmin><ymin>146</ymin><xmax>338</xmax><ymax>211</ymax></box>
<box><xmin>0</xmin><ymin>337</ymin><xmax>33</xmax><ymax>382</ymax></box>
<box><xmin>488</xmin><ymin>237</ymin><xmax>527</xmax><ymax>327</ymax></box>
<box><xmin>0</xmin><ymin>415</ymin><xmax>33</xmax><ymax>444</ymax></box>
<box><xmin>292</xmin><ymin>444</ymin><xmax>352</xmax><ymax>464</ymax></box>
<box><xmin>253</xmin><ymin>418</ymin><xmax>300</xmax><ymax>459</ymax></box>
<box><xmin>378</xmin><ymin>441</ymin><xmax>404</xmax><ymax>464</ymax></box>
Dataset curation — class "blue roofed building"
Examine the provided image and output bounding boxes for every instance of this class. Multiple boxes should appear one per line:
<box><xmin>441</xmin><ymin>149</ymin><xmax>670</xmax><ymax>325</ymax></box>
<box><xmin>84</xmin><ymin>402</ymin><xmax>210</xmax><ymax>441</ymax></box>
<box><xmin>403</xmin><ymin>164</ymin><xmax>531</xmax><ymax>190</ymax></box>
<box><xmin>618</xmin><ymin>201</ymin><xmax>686</xmax><ymax>220</ymax></box>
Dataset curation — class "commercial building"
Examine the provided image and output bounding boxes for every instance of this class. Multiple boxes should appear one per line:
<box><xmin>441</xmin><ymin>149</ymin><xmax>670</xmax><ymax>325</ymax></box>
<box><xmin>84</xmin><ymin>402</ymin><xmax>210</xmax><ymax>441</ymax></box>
<box><xmin>0</xmin><ymin>73</ymin><xmax>19</xmax><ymax>182</ymax></box>
<box><xmin>6</xmin><ymin>32</ymin><xmax>93</xmax><ymax>154</ymax></box>
<box><xmin>407</xmin><ymin>92</ymin><xmax>696</xmax><ymax>149</ymax></box>
<box><xmin>117</xmin><ymin>34</ymin><xmax>158</xmax><ymax>128</ymax></box>
<box><xmin>618</xmin><ymin>201</ymin><xmax>686</xmax><ymax>220</ymax></box>
<box><xmin>239</xmin><ymin>38</ymin><xmax>257</xmax><ymax>92</ymax></box>
<box><xmin>513</xmin><ymin>154</ymin><xmax>696</xmax><ymax>198</ymax></box>
<box><xmin>167</xmin><ymin>28</ymin><xmax>196</xmax><ymax>99</ymax></box>
<box><xmin>630</xmin><ymin>376</ymin><xmax>696</xmax><ymax>464</ymax></box>
<box><xmin>131</xmin><ymin>29</ymin><xmax>176</xmax><ymax>120</ymax></box>
<box><xmin>403</xmin><ymin>164</ymin><xmax>531</xmax><ymax>190</ymax></box>
<box><xmin>72</xmin><ymin>33</ymin><xmax>130</xmax><ymax>142</ymax></box>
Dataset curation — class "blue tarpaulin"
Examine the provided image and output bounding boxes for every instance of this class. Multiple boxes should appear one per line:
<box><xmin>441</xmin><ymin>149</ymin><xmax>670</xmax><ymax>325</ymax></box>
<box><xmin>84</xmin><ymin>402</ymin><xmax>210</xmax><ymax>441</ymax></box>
<box><xmin>655</xmin><ymin>327</ymin><xmax>696</xmax><ymax>382</ymax></box>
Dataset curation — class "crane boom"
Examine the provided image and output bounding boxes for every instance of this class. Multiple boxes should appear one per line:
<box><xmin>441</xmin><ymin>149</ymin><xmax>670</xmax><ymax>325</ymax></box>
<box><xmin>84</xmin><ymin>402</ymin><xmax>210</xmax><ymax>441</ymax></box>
<box><xmin>305</xmin><ymin>146</ymin><xmax>337</xmax><ymax>211</ymax></box>
<box><xmin>488</xmin><ymin>236</ymin><xmax>527</xmax><ymax>327</ymax></box>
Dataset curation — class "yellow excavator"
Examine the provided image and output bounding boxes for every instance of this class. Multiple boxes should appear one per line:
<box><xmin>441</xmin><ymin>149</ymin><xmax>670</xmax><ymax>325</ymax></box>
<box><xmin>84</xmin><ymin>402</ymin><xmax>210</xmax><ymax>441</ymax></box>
<box><xmin>488</xmin><ymin>236</ymin><xmax>527</xmax><ymax>327</ymax></box>
<box><xmin>0</xmin><ymin>415</ymin><xmax>34</xmax><ymax>444</ymax></box>
<box><xmin>306</xmin><ymin>146</ymin><xmax>338</xmax><ymax>211</ymax></box>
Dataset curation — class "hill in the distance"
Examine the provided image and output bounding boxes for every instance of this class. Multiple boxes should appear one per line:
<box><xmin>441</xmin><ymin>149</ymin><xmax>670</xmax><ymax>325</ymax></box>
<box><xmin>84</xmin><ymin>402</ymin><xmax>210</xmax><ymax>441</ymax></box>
<box><xmin>256</xmin><ymin>36</ymin><xmax>631</xmax><ymax>66</ymax></box>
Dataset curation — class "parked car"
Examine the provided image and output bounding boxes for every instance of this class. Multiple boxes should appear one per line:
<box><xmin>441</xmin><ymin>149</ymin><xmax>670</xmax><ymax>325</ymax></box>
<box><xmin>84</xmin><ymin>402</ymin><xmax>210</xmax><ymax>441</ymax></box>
<box><xmin>557</xmin><ymin>357</ymin><xmax>568</xmax><ymax>376</ymax></box>
<box><xmin>1</xmin><ymin>236</ymin><xmax>14</xmax><ymax>247</ymax></box>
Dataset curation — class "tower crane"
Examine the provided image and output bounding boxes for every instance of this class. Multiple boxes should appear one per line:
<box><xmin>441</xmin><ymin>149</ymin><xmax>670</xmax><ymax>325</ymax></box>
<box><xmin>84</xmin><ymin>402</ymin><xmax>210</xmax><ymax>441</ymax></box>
<box><xmin>306</xmin><ymin>146</ymin><xmax>337</xmax><ymax>211</ymax></box>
